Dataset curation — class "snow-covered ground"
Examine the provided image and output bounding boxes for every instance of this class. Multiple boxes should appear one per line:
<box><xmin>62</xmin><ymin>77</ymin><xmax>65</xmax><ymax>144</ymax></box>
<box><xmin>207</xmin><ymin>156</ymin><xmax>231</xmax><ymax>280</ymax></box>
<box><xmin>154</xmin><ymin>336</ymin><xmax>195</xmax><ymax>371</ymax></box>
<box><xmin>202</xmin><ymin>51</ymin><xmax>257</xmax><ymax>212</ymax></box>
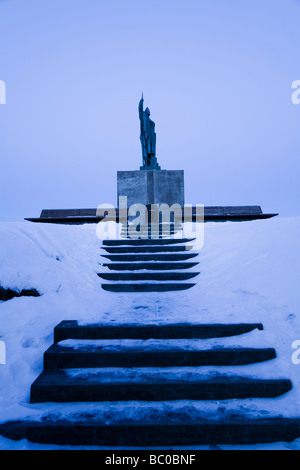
<box><xmin>0</xmin><ymin>216</ymin><xmax>300</xmax><ymax>450</ymax></box>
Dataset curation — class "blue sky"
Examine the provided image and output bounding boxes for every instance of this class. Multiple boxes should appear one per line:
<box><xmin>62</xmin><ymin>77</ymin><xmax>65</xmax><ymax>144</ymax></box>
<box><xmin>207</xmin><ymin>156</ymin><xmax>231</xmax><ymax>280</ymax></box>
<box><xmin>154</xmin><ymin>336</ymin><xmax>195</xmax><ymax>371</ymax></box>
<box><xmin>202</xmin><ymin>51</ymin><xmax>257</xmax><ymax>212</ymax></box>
<box><xmin>0</xmin><ymin>0</ymin><xmax>300</xmax><ymax>221</ymax></box>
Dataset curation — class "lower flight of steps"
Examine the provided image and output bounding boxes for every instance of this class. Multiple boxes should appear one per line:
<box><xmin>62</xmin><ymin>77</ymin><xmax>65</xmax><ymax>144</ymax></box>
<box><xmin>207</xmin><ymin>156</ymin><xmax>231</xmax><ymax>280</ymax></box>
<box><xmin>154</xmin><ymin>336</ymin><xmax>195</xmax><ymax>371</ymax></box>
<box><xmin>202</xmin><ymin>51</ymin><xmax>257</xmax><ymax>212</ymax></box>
<box><xmin>98</xmin><ymin>234</ymin><xmax>200</xmax><ymax>292</ymax></box>
<box><xmin>1</xmin><ymin>320</ymin><xmax>299</xmax><ymax>447</ymax></box>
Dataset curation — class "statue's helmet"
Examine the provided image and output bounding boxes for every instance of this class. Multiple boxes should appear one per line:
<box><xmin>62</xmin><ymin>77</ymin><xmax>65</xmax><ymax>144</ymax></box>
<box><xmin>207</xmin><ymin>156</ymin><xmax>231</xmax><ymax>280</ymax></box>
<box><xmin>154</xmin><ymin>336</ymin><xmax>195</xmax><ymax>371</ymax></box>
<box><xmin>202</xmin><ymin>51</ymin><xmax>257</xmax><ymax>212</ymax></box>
<box><xmin>145</xmin><ymin>107</ymin><xmax>150</xmax><ymax>116</ymax></box>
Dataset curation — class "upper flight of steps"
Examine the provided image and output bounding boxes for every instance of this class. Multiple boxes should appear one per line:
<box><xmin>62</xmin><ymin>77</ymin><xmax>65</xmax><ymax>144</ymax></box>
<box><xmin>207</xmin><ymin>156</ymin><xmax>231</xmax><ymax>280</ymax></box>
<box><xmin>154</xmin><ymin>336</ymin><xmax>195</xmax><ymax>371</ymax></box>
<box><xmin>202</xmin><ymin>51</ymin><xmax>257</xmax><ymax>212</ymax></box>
<box><xmin>98</xmin><ymin>223</ymin><xmax>200</xmax><ymax>292</ymax></box>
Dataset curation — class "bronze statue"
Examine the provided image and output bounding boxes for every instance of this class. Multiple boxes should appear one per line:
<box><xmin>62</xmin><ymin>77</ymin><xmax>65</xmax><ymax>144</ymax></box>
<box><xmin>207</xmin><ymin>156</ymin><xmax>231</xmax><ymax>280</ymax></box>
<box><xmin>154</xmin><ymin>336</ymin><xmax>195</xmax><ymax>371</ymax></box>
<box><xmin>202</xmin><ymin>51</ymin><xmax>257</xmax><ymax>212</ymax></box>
<box><xmin>138</xmin><ymin>94</ymin><xmax>160</xmax><ymax>169</ymax></box>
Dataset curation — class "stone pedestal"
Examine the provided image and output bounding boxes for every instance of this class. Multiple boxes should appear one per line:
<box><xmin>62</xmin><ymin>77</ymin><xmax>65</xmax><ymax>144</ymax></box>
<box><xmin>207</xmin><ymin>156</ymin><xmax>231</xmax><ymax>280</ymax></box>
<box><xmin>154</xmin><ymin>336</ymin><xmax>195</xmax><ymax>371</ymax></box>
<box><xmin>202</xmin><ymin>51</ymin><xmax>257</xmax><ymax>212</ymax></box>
<box><xmin>117</xmin><ymin>170</ymin><xmax>184</xmax><ymax>208</ymax></box>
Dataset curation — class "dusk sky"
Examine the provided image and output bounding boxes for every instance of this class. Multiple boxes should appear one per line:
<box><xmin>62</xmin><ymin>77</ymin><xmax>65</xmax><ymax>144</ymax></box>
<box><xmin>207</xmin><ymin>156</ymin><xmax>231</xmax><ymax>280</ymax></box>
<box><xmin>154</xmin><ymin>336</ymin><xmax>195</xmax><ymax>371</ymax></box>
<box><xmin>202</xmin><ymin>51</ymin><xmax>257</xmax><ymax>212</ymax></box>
<box><xmin>0</xmin><ymin>0</ymin><xmax>300</xmax><ymax>221</ymax></box>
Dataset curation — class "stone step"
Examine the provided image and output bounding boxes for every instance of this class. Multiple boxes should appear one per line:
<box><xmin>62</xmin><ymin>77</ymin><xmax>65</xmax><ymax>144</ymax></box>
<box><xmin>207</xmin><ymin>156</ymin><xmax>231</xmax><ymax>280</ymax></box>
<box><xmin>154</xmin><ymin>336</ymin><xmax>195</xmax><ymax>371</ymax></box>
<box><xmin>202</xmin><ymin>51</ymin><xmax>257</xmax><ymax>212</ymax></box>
<box><xmin>121</xmin><ymin>230</ymin><xmax>180</xmax><ymax>234</ymax></box>
<box><xmin>122</xmin><ymin>223</ymin><xmax>182</xmax><ymax>228</ymax></box>
<box><xmin>123</xmin><ymin>226</ymin><xmax>182</xmax><ymax>229</ymax></box>
<box><xmin>102</xmin><ymin>238</ymin><xmax>195</xmax><ymax>246</ymax></box>
<box><xmin>127</xmin><ymin>223</ymin><xmax>183</xmax><ymax>228</ymax></box>
<box><xmin>1</xmin><ymin>417</ymin><xmax>300</xmax><ymax>446</ymax></box>
<box><xmin>101</xmin><ymin>283</ymin><xmax>196</xmax><ymax>292</ymax></box>
<box><xmin>30</xmin><ymin>369</ymin><xmax>292</xmax><ymax>403</ymax></box>
<box><xmin>43</xmin><ymin>344</ymin><xmax>276</xmax><ymax>369</ymax></box>
<box><xmin>101</xmin><ymin>245</ymin><xmax>192</xmax><ymax>253</ymax></box>
<box><xmin>53</xmin><ymin>321</ymin><xmax>264</xmax><ymax>342</ymax></box>
<box><xmin>124</xmin><ymin>226</ymin><xmax>182</xmax><ymax>230</ymax></box>
<box><xmin>121</xmin><ymin>236</ymin><xmax>178</xmax><ymax>241</ymax></box>
<box><xmin>122</xmin><ymin>226</ymin><xmax>182</xmax><ymax>232</ymax></box>
<box><xmin>98</xmin><ymin>272</ymin><xmax>200</xmax><ymax>281</ymax></box>
<box><xmin>120</xmin><ymin>235</ymin><xmax>181</xmax><ymax>240</ymax></box>
<box><xmin>102</xmin><ymin>262</ymin><xmax>199</xmax><ymax>270</ymax></box>
<box><xmin>122</xmin><ymin>226</ymin><xmax>181</xmax><ymax>230</ymax></box>
<box><xmin>120</xmin><ymin>231</ymin><xmax>182</xmax><ymax>237</ymax></box>
<box><xmin>101</xmin><ymin>253</ymin><xmax>199</xmax><ymax>262</ymax></box>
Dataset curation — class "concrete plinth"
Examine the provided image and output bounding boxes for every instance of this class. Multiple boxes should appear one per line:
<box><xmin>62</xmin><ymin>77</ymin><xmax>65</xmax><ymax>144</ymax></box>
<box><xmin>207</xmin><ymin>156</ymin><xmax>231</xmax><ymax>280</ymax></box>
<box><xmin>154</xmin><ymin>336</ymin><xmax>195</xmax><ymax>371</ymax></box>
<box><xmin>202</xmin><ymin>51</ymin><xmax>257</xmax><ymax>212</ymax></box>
<box><xmin>117</xmin><ymin>170</ymin><xmax>184</xmax><ymax>208</ymax></box>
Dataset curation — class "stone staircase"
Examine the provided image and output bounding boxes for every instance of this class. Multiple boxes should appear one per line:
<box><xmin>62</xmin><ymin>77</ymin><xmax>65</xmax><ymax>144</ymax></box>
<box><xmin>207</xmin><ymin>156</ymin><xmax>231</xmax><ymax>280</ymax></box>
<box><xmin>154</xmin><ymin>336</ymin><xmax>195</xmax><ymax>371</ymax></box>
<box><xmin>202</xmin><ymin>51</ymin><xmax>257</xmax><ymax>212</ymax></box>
<box><xmin>99</xmin><ymin>223</ymin><xmax>199</xmax><ymax>292</ymax></box>
<box><xmin>1</xmin><ymin>226</ymin><xmax>300</xmax><ymax>447</ymax></box>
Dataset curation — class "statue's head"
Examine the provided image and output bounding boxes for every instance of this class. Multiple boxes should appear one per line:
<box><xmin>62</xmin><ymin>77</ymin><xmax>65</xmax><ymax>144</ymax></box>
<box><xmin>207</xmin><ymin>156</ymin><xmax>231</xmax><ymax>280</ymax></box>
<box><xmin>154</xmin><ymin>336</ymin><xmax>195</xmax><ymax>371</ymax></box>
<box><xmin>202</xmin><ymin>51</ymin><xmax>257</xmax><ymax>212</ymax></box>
<box><xmin>145</xmin><ymin>107</ymin><xmax>150</xmax><ymax>116</ymax></box>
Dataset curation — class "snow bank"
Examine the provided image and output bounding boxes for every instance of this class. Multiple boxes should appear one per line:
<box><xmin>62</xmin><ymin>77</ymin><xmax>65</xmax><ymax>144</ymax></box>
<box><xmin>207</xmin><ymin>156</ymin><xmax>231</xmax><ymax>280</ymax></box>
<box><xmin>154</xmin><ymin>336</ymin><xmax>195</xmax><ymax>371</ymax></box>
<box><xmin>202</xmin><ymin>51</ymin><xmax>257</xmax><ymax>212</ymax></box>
<box><xmin>0</xmin><ymin>216</ymin><xmax>300</xmax><ymax>449</ymax></box>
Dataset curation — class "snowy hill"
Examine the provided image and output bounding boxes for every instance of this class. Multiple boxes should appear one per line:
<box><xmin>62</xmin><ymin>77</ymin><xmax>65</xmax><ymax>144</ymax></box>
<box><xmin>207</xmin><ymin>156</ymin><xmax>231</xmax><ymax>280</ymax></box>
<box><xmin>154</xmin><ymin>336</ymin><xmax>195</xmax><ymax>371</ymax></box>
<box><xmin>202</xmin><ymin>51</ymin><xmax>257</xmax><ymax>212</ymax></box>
<box><xmin>0</xmin><ymin>216</ymin><xmax>300</xmax><ymax>449</ymax></box>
